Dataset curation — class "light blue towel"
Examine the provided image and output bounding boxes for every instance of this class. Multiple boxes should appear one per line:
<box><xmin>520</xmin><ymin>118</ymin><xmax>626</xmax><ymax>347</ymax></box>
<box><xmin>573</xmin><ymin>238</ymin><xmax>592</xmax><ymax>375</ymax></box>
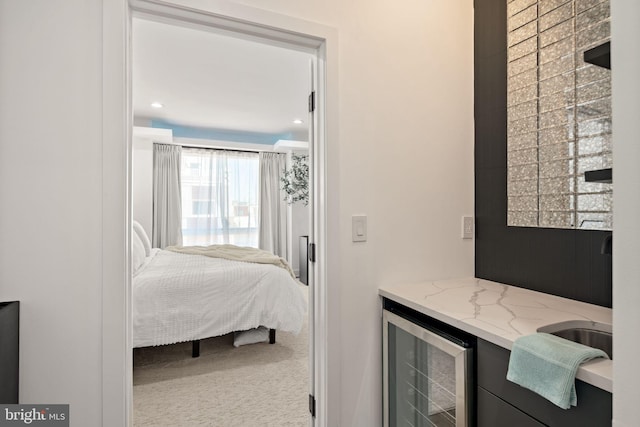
<box><xmin>506</xmin><ymin>333</ymin><xmax>608</xmax><ymax>409</ymax></box>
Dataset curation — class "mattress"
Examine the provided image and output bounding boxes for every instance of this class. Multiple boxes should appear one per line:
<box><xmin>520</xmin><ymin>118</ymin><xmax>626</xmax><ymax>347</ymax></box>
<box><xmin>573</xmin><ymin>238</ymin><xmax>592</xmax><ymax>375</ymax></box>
<box><xmin>132</xmin><ymin>248</ymin><xmax>307</xmax><ymax>348</ymax></box>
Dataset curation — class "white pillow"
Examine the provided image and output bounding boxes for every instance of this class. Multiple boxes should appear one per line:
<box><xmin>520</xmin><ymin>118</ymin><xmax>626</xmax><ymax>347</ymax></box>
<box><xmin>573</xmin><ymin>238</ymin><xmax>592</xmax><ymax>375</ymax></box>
<box><xmin>132</xmin><ymin>220</ymin><xmax>152</xmax><ymax>256</ymax></box>
<box><xmin>132</xmin><ymin>230</ymin><xmax>146</xmax><ymax>274</ymax></box>
<box><xmin>233</xmin><ymin>327</ymin><xmax>270</xmax><ymax>347</ymax></box>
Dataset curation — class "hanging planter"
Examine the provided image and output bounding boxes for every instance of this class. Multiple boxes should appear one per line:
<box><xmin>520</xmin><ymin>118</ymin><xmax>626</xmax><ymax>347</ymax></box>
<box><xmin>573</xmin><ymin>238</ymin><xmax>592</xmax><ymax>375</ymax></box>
<box><xmin>281</xmin><ymin>154</ymin><xmax>309</xmax><ymax>206</ymax></box>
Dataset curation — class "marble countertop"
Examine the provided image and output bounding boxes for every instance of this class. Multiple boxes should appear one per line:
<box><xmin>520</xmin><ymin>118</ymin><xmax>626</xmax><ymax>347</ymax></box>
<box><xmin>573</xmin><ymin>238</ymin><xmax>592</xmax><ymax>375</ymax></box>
<box><xmin>379</xmin><ymin>277</ymin><xmax>613</xmax><ymax>392</ymax></box>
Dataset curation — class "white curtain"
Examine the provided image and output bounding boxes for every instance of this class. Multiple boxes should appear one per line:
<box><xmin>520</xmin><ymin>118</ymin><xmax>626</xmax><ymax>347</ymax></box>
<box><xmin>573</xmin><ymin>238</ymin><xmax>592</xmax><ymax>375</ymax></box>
<box><xmin>181</xmin><ymin>148</ymin><xmax>259</xmax><ymax>247</ymax></box>
<box><xmin>258</xmin><ymin>152</ymin><xmax>288</xmax><ymax>258</ymax></box>
<box><xmin>153</xmin><ymin>144</ymin><xmax>183</xmax><ymax>248</ymax></box>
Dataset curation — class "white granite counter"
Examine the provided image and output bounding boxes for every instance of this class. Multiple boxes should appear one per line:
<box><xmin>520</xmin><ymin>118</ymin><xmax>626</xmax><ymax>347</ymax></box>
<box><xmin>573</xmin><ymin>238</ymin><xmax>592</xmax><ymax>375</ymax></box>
<box><xmin>379</xmin><ymin>277</ymin><xmax>612</xmax><ymax>392</ymax></box>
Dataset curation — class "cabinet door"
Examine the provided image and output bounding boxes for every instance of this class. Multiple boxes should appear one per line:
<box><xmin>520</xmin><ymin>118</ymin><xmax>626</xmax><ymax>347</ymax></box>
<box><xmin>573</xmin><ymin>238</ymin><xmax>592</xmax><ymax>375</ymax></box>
<box><xmin>478</xmin><ymin>387</ymin><xmax>545</xmax><ymax>427</ymax></box>
<box><xmin>477</xmin><ymin>339</ymin><xmax>612</xmax><ymax>426</ymax></box>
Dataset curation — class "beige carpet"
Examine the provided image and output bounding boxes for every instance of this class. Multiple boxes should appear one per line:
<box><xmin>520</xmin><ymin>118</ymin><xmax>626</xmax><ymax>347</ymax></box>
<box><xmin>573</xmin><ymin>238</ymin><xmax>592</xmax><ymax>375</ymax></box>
<box><xmin>133</xmin><ymin>288</ymin><xmax>309</xmax><ymax>427</ymax></box>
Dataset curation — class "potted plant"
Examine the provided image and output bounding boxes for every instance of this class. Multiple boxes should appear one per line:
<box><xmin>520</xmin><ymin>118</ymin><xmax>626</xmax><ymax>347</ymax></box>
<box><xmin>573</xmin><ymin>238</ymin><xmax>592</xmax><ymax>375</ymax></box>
<box><xmin>281</xmin><ymin>154</ymin><xmax>309</xmax><ymax>206</ymax></box>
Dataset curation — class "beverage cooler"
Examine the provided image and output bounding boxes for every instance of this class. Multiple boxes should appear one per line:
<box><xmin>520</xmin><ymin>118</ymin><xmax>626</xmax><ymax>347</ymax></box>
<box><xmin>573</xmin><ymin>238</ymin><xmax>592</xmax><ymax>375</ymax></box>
<box><xmin>383</xmin><ymin>299</ymin><xmax>475</xmax><ymax>427</ymax></box>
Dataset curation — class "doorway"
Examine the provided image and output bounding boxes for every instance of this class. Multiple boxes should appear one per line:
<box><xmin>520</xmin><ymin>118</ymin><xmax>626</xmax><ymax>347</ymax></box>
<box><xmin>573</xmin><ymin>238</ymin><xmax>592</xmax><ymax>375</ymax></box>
<box><xmin>127</xmin><ymin>2</ymin><xmax>326</xmax><ymax>426</ymax></box>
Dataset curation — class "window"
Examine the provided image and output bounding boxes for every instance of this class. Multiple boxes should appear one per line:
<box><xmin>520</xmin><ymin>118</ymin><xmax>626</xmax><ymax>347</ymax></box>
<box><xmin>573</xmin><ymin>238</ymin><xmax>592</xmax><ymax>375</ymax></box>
<box><xmin>180</xmin><ymin>148</ymin><xmax>259</xmax><ymax>247</ymax></box>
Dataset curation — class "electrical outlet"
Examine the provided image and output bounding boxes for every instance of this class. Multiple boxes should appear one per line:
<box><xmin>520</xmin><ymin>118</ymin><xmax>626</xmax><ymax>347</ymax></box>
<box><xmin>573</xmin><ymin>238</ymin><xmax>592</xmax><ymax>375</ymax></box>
<box><xmin>462</xmin><ymin>216</ymin><xmax>474</xmax><ymax>239</ymax></box>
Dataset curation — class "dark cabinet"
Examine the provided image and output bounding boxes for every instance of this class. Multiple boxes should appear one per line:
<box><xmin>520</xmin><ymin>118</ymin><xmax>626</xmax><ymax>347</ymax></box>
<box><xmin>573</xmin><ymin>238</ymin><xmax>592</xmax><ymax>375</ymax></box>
<box><xmin>477</xmin><ymin>339</ymin><xmax>612</xmax><ymax>427</ymax></box>
<box><xmin>477</xmin><ymin>387</ymin><xmax>545</xmax><ymax>427</ymax></box>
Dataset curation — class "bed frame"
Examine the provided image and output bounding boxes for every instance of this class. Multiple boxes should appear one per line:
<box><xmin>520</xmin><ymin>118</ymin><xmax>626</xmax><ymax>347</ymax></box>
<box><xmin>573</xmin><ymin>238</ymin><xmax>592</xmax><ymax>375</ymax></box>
<box><xmin>191</xmin><ymin>328</ymin><xmax>276</xmax><ymax>357</ymax></box>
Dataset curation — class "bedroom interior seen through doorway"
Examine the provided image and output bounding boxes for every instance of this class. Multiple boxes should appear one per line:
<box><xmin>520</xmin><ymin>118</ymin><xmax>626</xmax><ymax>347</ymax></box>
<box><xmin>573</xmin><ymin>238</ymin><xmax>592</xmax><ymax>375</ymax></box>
<box><xmin>130</xmin><ymin>10</ymin><xmax>319</xmax><ymax>426</ymax></box>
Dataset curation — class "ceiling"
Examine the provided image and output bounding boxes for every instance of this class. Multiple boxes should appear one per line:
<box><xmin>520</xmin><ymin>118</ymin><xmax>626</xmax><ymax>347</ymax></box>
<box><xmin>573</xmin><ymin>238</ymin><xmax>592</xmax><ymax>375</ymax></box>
<box><xmin>132</xmin><ymin>18</ymin><xmax>312</xmax><ymax>142</ymax></box>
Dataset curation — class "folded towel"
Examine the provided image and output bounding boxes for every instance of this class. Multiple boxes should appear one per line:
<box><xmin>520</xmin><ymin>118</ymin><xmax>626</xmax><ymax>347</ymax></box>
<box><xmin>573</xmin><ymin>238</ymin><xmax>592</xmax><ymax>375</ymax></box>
<box><xmin>506</xmin><ymin>333</ymin><xmax>608</xmax><ymax>409</ymax></box>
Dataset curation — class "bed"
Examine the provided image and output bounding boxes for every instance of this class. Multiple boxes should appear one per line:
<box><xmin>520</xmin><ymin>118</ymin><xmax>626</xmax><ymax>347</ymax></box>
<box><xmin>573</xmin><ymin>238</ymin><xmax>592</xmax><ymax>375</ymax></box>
<box><xmin>131</xmin><ymin>221</ymin><xmax>307</xmax><ymax>356</ymax></box>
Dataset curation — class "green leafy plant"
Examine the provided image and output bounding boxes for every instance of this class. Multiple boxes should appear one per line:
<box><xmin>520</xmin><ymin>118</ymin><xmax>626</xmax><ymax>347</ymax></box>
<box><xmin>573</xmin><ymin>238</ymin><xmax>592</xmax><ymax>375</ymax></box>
<box><xmin>281</xmin><ymin>154</ymin><xmax>309</xmax><ymax>206</ymax></box>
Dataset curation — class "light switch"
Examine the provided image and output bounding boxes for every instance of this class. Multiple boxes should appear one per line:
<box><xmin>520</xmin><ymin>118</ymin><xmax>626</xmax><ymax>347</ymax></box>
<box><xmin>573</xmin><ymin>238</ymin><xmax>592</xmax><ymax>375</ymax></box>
<box><xmin>352</xmin><ymin>215</ymin><xmax>367</xmax><ymax>242</ymax></box>
<box><xmin>462</xmin><ymin>216</ymin><xmax>474</xmax><ymax>239</ymax></box>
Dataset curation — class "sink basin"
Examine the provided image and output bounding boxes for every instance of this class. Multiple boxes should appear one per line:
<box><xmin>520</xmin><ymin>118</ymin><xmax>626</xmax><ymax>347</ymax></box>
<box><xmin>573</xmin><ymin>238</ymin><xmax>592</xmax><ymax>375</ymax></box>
<box><xmin>537</xmin><ymin>320</ymin><xmax>612</xmax><ymax>359</ymax></box>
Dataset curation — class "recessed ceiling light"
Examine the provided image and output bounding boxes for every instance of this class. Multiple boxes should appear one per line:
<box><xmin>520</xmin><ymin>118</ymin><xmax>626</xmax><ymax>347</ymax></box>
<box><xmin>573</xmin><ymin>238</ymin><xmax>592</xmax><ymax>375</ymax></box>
<box><xmin>293</xmin><ymin>119</ymin><xmax>303</xmax><ymax>124</ymax></box>
<box><xmin>151</xmin><ymin>102</ymin><xmax>164</xmax><ymax>108</ymax></box>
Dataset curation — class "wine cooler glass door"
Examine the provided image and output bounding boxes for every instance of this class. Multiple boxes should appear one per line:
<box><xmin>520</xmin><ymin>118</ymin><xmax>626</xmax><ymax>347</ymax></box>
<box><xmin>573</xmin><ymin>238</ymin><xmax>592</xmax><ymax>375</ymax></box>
<box><xmin>383</xmin><ymin>310</ymin><xmax>472</xmax><ymax>427</ymax></box>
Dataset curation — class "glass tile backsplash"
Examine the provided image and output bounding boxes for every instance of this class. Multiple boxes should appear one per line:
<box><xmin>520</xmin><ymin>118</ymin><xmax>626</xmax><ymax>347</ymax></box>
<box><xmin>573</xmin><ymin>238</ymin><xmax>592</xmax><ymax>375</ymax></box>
<box><xmin>507</xmin><ymin>0</ymin><xmax>611</xmax><ymax>229</ymax></box>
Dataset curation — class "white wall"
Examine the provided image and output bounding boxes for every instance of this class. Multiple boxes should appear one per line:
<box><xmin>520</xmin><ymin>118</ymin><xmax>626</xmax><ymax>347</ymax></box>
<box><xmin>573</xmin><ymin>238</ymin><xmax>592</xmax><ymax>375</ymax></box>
<box><xmin>286</xmin><ymin>150</ymin><xmax>310</xmax><ymax>277</ymax></box>
<box><xmin>290</xmin><ymin>197</ymin><xmax>310</xmax><ymax>277</ymax></box>
<box><xmin>203</xmin><ymin>1</ymin><xmax>476</xmax><ymax>424</ymax></box>
<box><xmin>1</xmin><ymin>1</ymin><xmax>474</xmax><ymax>426</ymax></box>
<box><xmin>0</xmin><ymin>1</ymin><xmax>104</xmax><ymax>425</ymax></box>
<box><xmin>611</xmin><ymin>1</ymin><xmax>640</xmax><ymax>425</ymax></box>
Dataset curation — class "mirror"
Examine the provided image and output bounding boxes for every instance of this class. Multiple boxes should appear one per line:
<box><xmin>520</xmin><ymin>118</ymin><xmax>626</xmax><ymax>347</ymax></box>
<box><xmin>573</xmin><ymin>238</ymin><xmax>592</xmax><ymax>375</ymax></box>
<box><xmin>506</xmin><ymin>0</ymin><xmax>612</xmax><ymax>230</ymax></box>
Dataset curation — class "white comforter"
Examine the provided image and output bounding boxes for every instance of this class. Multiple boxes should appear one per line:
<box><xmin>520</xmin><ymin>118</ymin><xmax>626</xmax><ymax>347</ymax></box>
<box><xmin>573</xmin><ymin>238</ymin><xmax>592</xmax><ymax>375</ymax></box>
<box><xmin>132</xmin><ymin>248</ymin><xmax>307</xmax><ymax>348</ymax></box>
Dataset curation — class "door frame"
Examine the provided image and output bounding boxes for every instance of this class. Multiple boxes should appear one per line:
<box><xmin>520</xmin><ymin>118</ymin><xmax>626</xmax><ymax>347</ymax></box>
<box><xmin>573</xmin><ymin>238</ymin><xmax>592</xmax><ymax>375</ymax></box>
<box><xmin>101</xmin><ymin>0</ymin><xmax>337</xmax><ymax>425</ymax></box>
